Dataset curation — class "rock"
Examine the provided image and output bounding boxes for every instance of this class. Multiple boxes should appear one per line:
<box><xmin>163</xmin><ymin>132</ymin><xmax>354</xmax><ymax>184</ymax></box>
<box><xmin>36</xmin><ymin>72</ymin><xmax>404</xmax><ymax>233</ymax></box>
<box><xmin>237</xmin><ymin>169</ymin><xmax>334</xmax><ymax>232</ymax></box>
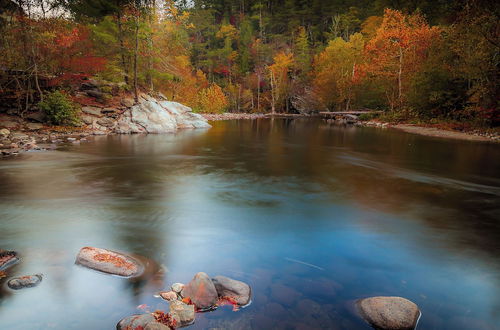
<box><xmin>160</xmin><ymin>101</ymin><xmax>211</xmax><ymax>129</ymax></box>
<box><xmin>169</xmin><ymin>300</ymin><xmax>195</xmax><ymax>327</ymax></box>
<box><xmin>0</xmin><ymin>250</ymin><xmax>19</xmax><ymax>271</ymax></box>
<box><xmin>26</xmin><ymin>123</ymin><xmax>43</xmax><ymax>130</ymax></box>
<box><xmin>356</xmin><ymin>296</ymin><xmax>421</xmax><ymax>330</ymax></box>
<box><xmin>7</xmin><ymin>274</ymin><xmax>43</xmax><ymax>290</ymax></box>
<box><xmin>212</xmin><ymin>275</ymin><xmax>251</xmax><ymax>306</ymax></box>
<box><xmin>121</xmin><ymin>98</ymin><xmax>135</xmax><ymax>108</ymax></box>
<box><xmin>81</xmin><ymin>115</ymin><xmax>95</xmax><ymax>125</ymax></box>
<box><xmin>115</xmin><ymin>98</ymin><xmax>211</xmax><ymax>134</ymax></box>
<box><xmin>82</xmin><ymin>106</ymin><xmax>103</xmax><ymax>117</ymax></box>
<box><xmin>181</xmin><ymin>272</ymin><xmax>218</xmax><ymax>311</ymax></box>
<box><xmin>117</xmin><ymin>314</ymin><xmax>155</xmax><ymax>330</ymax></box>
<box><xmin>75</xmin><ymin>247</ymin><xmax>143</xmax><ymax>277</ymax></box>
<box><xmin>86</xmin><ymin>89</ymin><xmax>105</xmax><ymax>99</ymax></box>
<box><xmin>0</xmin><ymin>121</ymin><xmax>18</xmax><ymax>128</ymax></box>
<box><xmin>144</xmin><ymin>322</ymin><xmax>170</xmax><ymax>330</ymax></box>
<box><xmin>171</xmin><ymin>283</ymin><xmax>184</xmax><ymax>293</ymax></box>
<box><xmin>270</xmin><ymin>283</ymin><xmax>301</xmax><ymax>307</ymax></box>
<box><xmin>0</xmin><ymin>128</ymin><xmax>11</xmax><ymax>137</ymax></box>
<box><xmin>26</xmin><ymin>111</ymin><xmax>46</xmax><ymax>123</ymax></box>
<box><xmin>160</xmin><ymin>291</ymin><xmax>178</xmax><ymax>301</ymax></box>
<box><xmin>97</xmin><ymin>117</ymin><xmax>115</xmax><ymax>127</ymax></box>
<box><xmin>10</xmin><ymin>132</ymin><xmax>29</xmax><ymax>141</ymax></box>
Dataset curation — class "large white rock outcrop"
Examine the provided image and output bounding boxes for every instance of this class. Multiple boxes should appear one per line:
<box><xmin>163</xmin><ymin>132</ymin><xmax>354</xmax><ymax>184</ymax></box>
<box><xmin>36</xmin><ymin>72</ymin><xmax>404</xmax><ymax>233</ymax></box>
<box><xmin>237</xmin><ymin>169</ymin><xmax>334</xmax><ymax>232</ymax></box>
<box><xmin>114</xmin><ymin>96</ymin><xmax>211</xmax><ymax>134</ymax></box>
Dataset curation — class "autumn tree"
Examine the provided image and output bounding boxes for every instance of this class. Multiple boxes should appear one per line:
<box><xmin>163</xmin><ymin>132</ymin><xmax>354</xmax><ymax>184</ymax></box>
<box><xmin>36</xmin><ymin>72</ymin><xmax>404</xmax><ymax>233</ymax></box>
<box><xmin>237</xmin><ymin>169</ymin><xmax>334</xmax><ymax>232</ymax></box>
<box><xmin>363</xmin><ymin>9</ymin><xmax>441</xmax><ymax>110</ymax></box>
<box><xmin>313</xmin><ymin>33</ymin><xmax>364</xmax><ymax>111</ymax></box>
<box><xmin>267</xmin><ymin>52</ymin><xmax>294</xmax><ymax>114</ymax></box>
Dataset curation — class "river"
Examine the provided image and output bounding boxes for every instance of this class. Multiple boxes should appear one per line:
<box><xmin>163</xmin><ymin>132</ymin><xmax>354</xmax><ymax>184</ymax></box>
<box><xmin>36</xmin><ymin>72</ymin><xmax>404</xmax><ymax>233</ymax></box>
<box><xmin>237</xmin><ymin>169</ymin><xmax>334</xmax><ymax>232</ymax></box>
<box><xmin>0</xmin><ymin>119</ymin><xmax>499</xmax><ymax>329</ymax></box>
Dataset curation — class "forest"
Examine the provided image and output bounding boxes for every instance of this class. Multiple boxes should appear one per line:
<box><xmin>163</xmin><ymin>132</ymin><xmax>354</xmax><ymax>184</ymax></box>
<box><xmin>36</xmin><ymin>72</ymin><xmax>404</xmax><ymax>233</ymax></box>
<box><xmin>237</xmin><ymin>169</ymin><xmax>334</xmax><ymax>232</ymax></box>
<box><xmin>0</xmin><ymin>0</ymin><xmax>498</xmax><ymax>127</ymax></box>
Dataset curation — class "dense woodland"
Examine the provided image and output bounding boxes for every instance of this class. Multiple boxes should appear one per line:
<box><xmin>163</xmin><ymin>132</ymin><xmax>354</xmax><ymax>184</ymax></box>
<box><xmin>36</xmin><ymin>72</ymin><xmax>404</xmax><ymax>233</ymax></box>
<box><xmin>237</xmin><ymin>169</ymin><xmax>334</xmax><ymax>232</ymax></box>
<box><xmin>0</xmin><ymin>0</ymin><xmax>498</xmax><ymax>126</ymax></box>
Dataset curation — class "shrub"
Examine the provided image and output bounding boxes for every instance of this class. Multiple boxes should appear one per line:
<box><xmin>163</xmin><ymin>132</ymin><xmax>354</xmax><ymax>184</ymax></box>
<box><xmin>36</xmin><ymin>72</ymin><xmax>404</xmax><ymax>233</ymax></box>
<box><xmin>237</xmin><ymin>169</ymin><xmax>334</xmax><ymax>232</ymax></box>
<box><xmin>196</xmin><ymin>84</ymin><xmax>228</xmax><ymax>113</ymax></box>
<box><xmin>38</xmin><ymin>91</ymin><xmax>80</xmax><ymax>126</ymax></box>
<box><xmin>358</xmin><ymin>112</ymin><xmax>380</xmax><ymax>121</ymax></box>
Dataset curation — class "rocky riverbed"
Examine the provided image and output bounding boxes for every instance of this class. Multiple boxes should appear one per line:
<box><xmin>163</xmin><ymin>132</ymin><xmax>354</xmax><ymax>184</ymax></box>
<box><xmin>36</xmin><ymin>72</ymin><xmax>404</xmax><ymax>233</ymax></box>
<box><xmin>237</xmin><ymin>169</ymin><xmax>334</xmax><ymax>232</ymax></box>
<box><xmin>0</xmin><ymin>93</ymin><xmax>211</xmax><ymax>158</ymax></box>
<box><xmin>0</xmin><ymin>243</ymin><xmax>427</xmax><ymax>329</ymax></box>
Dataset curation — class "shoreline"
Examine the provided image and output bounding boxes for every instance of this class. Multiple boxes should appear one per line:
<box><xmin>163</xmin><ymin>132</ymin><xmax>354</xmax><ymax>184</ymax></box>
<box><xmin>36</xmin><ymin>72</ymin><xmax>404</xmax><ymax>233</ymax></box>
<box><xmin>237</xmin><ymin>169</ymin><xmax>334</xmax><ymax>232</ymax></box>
<box><xmin>2</xmin><ymin>114</ymin><xmax>498</xmax><ymax>158</ymax></box>
<box><xmin>361</xmin><ymin>121</ymin><xmax>499</xmax><ymax>143</ymax></box>
<box><xmin>202</xmin><ymin>113</ymin><xmax>314</xmax><ymax>121</ymax></box>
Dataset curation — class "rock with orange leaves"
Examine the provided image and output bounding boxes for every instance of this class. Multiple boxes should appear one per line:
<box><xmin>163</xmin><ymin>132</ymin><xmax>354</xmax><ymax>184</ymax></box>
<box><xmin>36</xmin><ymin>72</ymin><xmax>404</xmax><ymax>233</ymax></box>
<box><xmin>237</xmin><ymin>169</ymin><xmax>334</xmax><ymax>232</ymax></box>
<box><xmin>75</xmin><ymin>247</ymin><xmax>143</xmax><ymax>278</ymax></box>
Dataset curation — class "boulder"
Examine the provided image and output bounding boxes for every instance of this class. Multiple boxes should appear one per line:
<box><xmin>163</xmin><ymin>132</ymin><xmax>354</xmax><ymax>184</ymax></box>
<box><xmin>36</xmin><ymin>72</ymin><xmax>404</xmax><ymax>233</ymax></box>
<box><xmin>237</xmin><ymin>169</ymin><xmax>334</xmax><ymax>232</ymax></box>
<box><xmin>82</xmin><ymin>107</ymin><xmax>103</xmax><ymax>117</ymax></box>
<box><xmin>0</xmin><ymin>128</ymin><xmax>10</xmax><ymax>137</ymax></box>
<box><xmin>159</xmin><ymin>291</ymin><xmax>178</xmax><ymax>301</ymax></box>
<box><xmin>81</xmin><ymin>115</ymin><xmax>95</xmax><ymax>125</ymax></box>
<box><xmin>86</xmin><ymin>89</ymin><xmax>105</xmax><ymax>99</ymax></box>
<box><xmin>212</xmin><ymin>275</ymin><xmax>251</xmax><ymax>306</ymax></box>
<box><xmin>121</xmin><ymin>98</ymin><xmax>135</xmax><ymax>108</ymax></box>
<box><xmin>270</xmin><ymin>283</ymin><xmax>301</xmax><ymax>307</ymax></box>
<box><xmin>114</xmin><ymin>98</ymin><xmax>211</xmax><ymax>134</ymax></box>
<box><xmin>181</xmin><ymin>272</ymin><xmax>218</xmax><ymax>311</ymax></box>
<box><xmin>26</xmin><ymin>123</ymin><xmax>43</xmax><ymax>130</ymax></box>
<box><xmin>97</xmin><ymin>117</ymin><xmax>115</xmax><ymax>127</ymax></box>
<box><xmin>7</xmin><ymin>274</ymin><xmax>43</xmax><ymax>290</ymax></box>
<box><xmin>26</xmin><ymin>111</ymin><xmax>46</xmax><ymax>123</ymax></box>
<box><xmin>171</xmin><ymin>283</ymin><xmax>184</xmax><ymax>293</ymax></box>
<box><xmin>356</xmin><ymin>296</ymin><xmax>421</xmax><ymax>330</ymax></box>
<box><xmin>0</xmin><ymin>121</ymin><xmax>18</xmax><ymax>128</ymax></box>
<box><xmin>0</xmin><ymin>250</ymin><xmax>19</xmax><ymax>271</ymax></box>
<box><xmin>117</xmin><ymin>314</ymin><xmax>156</xmax><ymax>330</ymax></box>
<box><xmin>144</xmin><ymin>322</ymin><xmax>170</xmax><ymax>330</ymax></box>
<box><xmin>75</xmin><ymin>247</ymin><xmax>143</xmax><ymax>277</ymax></box>
<box><xmin>169</xmin><ymin>300</ymin><xmax>195</xmax><ymax>327</ymax></box>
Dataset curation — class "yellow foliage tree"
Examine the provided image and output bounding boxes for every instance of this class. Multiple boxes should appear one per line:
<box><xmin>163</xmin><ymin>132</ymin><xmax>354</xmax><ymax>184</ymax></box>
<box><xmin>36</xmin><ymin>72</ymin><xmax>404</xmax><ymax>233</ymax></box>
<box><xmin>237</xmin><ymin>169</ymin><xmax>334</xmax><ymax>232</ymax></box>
<box><xmin>197</xmin><ymin>84</ymin><xmax>228</xmax><ymax>113</ymax></box>
<box><xmin>313</xmin><ymin>33</ymin><xmax>365</xmax><ymax>111</ymax></box>
<box><xmin>267</xmin><ymin>52</ymin><xmax>294</xmax><ymax>113</ymax></box>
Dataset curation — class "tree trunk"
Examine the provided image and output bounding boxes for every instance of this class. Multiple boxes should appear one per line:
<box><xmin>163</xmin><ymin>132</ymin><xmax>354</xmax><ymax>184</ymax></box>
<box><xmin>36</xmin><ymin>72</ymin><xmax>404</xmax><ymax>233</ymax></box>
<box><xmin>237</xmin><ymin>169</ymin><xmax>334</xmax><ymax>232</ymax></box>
<box><xmin>133</xmin><ymin>14</ymin><xmax>139</xmax><ymax>103</ymax></box>
<box><xmin>257</xmin><ymin>72</ymin><xmax>261</xmax><ymax>112</ymax></box>
<box><xmin>398</xmin><ymin>46</ymin><xmax>403</xmax><ymax>107</ymax></box>
<box><xmin>117</xmin><ymin>12</ymin><xmax>129</xmax><ymax>85</ymax></box>
<box><xmin>270</xmin><ymin>70</ymin><xmax>276</xmax><ymax>114</ymax></box>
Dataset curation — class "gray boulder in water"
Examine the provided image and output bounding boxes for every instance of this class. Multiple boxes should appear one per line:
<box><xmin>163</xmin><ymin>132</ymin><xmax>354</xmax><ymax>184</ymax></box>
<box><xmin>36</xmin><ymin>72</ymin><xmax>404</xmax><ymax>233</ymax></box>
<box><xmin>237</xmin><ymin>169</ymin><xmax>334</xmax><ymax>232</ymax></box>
<box><xmin>356</xmin><ymin>296</ymin><xmax>421</xmax><ymax>330</ymax></box>
<box><xmin>212</xmin><ymin>275</ymin><xmax>251</xmax><ymax>306</ymax></box>
<box><xmin>7</xmin><ymin>274</ymin><xmax>43</xmax><ymax>290</ymax></box>
<box><xmin>115</xmin><ymin>97</ymin><xmax>211</xmax><ymax>134</ymax></box>
<box><xmin>169</xmin><ymin>300</ymin><xmax>195</xmax><ymax>327</ymax></box>
<box><xmin>116</xmin><ymin>314</ymin><xmax>156</xmax><ymax>330</ymax></box>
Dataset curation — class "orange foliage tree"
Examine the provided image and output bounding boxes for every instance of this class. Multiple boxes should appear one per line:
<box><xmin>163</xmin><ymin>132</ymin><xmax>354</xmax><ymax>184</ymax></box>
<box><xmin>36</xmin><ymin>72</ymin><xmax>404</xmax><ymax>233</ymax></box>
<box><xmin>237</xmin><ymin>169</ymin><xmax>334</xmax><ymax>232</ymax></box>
<box><xmin>363</xmin><ymin>9</ymin><xmax>441</xmax><ymax>110</ymax></box>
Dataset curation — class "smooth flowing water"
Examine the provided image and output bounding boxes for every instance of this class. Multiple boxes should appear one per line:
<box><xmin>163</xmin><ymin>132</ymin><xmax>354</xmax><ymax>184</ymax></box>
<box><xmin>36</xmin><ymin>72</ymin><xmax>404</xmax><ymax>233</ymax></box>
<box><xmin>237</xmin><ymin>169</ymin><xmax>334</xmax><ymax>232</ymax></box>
<box><xmin>0</xmin><ymin>119</ymin><xmax>499</xmax><ymax>330</ymax></box>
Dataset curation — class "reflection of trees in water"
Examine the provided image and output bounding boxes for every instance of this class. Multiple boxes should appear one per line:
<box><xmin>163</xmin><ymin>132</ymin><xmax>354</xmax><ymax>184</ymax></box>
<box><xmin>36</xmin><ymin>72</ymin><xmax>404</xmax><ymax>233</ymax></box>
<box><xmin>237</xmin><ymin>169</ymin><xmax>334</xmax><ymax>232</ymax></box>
<box><xmin>185</xmin><ymin>119</ymin><xmax>500</xmax><ymax>301</ymax></box>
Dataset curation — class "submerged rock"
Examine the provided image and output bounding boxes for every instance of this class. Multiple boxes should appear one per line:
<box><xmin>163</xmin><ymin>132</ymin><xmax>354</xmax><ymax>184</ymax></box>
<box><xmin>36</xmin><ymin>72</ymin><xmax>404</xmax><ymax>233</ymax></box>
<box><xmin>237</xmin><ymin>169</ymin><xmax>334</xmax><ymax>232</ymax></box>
<box><xmin>212</xmin><ymin>275</ymin><xmax>251</xmax><ymax>306</ymax></box>
<box><xmin>356</xmin><ymin>296</ymin><xmax>421</xmax><ymax>330</ymax></box>
<box><xmin>75</xmin><ymin>247</ymin><xmax>143</xmax><ymax>277</ymax></box>
<box><xmin>117</xmin><ymin>313</ymin><xmax>156</xmax><ymax>330</ymax></box>
<box><xmin>0</xmin><ymin>250</ymin><xmax>19</xmax><ymax>271</ymax></box>
<box><xmin>169</xmin><ymin>300</ymin><xmax>195</xmax><ymax>327</ymax></box>
<box><xmin>270</xmin><ymin>283</ymin><xmax>301</xmax><ymax>307</ymax></box>
<box><xmin>7</xmin><ymin>274</ymin><xmax>43</xmax><ymax>290</ymax></box>
<box><xmin>181</xmin><ymin>272</ymin><xmax>218</xmax><ymax>311</ymax></box>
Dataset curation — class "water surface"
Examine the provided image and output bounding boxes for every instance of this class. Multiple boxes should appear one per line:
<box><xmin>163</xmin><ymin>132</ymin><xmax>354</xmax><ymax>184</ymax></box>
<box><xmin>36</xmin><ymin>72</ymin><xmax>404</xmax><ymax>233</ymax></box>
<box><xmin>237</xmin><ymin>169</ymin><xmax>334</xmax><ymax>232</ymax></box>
<box><xmin>1</xmin><ymin>119</ymin><xmax>499</xmax><ymax>329</ymax></box>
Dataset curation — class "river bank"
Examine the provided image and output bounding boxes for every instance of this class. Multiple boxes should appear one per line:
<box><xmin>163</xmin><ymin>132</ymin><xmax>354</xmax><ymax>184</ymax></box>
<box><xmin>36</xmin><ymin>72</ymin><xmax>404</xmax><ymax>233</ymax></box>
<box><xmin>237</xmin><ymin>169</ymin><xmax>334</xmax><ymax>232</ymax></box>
<box><xmin>2</xmin><ymin>111</ymin><xmax>499</xmax><ymax>158</ymax></box>
<box><xmin>361</xmin><ymin>121</ymin><xmax>500</xmax><ymax>143</ymax></box>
